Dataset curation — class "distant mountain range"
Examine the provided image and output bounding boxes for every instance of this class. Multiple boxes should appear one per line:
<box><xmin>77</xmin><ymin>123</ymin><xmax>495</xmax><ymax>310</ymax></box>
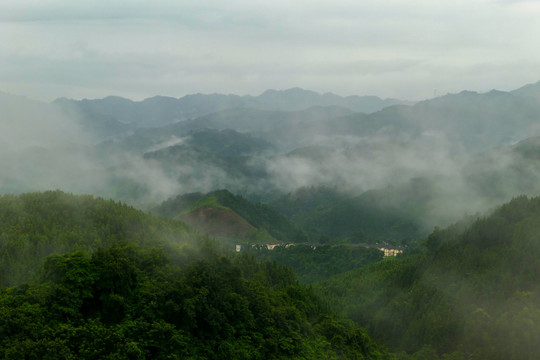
<box><xmin>4</xmin><ymin>80</ymin><xmax>540</xmax><ymax>239</ymax></box>
<box><xmin>337</xmin><ymin>87</ymin><xmax>540</xmax><ymax>153</ymax></box>
<box><xmin>90</xmin><ymin>81</ymin><xmax>540</xmax><ymax>154</ymax></box>
<box><xmin>53</xmin><ymin>87</ymin><xmax>412</xmax><ymax>128</ymax></box>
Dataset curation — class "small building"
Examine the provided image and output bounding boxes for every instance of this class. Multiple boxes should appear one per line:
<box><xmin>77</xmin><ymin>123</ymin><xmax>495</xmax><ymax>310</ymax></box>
<box><xmin>250</xmin><ymin>242</ymin><xmax>284</xmax><ymax>250</ymax></box>
<box><xmin>377</xmin><ymin>245</ymin><xmax>405</xmax><ymax>257</ymax></box>
<box><xmin>355</xmin><ymin>243</ymin><xmax>405</xmax><ymax>257</ymax></box>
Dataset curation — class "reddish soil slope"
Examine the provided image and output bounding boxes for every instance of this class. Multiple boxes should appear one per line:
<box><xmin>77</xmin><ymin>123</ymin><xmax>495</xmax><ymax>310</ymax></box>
<box><xmin>178</xmin><ymin>205</ymin><xmax>257</xmax><ymax>239</ymax></box>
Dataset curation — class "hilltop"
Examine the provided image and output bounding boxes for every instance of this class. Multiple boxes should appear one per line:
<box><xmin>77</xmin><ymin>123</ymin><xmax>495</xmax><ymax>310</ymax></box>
<box><xmin>153</xmin><ymin>189</ymin><xmax>307</xmax><ymax>243</ymax></box>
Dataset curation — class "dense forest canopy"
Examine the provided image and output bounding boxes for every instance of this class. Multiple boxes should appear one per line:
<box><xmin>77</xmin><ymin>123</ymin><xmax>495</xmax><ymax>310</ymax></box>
<box><xmin>317</xmin><ymin>195</ymin><xmax>540</xmax><ymax>360</ymax></box>
<box><xmin>0</xmin><ymin>191</ymin><xmax>389</xmax><ymax>359</ymax></box>
<box><xmin>0</xmin><ymin>190</ymin><xmax>197</xmax><ymax>287</ymax></box>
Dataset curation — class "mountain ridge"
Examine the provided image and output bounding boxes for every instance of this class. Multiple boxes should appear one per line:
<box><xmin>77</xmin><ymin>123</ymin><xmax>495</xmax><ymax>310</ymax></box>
<box><xmin>53</xmin><ymin>87</ymin><xmax>412</xmax><ymax>128</ymax></box>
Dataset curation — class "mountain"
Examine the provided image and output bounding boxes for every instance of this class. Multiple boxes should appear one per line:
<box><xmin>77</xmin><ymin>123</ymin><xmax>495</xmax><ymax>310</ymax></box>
<box><xmin>10</xmin><ymin>83</ymin><xmax>540</xmax><ymax>237</ymax></box>
<box><xmin>270</xmin><ymin>184</ymin><xmax>426</xmax><ymax>243</ymax></box>
<box><xmin>153</xmin><ymin>189</ymin><xmax>307</xmax><ymax>242</ymax></box>
<box><xmin>317</xmin><ymin>195</ymin><xmax>540</xmax><ymax>359</ymax></box>
<box><xmin>51</xmin><ymin>81</ymin><xmax>540</xmax><ymax>152</ymax></box>
<box><xmin>266</xmin><ymin>133</ymin><xmax>540</xmax><ymax>245</ymax></box>
<box><xmin>54</xmin><ymin>97</ymin><xmax>134</xmax><ymax>141</ymax></box>
<box><xmin>0</xmin><ymin>92</ymin><xmax>130</xmax><ymax>145</ymax></box>
<box><xmin>167</xmin><ymin>128</ymin><xmax>274</xmax><ymax>157</ymax></box>
<box><xmin>115</xmin><ymin>85</ymin><xmax>540</xmax><ymax>158</ymax></box>
<box><xmin>0</xmin><ymin>92</ymin><xmax>85</xmax><ymax>150</ymax></box>
<box><xmin>53</xmin><ymin>88</ymin><xmax>410</xmax><ymax>128</ymax></box>
<box><xmin>247</xmin><ymin>87</ymin><xmax>412</xmax><ymax>112</ymax></box>
<box><xmin>141</xmin><ymin>145</ymin><xmax>269</xmax><ymax>194</ymax></box>
<box><xmin>511</xmin><ymin>80</ymin><xmax>540</xmax><ymax>101</ymax></box>
<box><xmin>106</xmin><ymin>105</ymin><xmax>357</xmax><ymax>154</ymax></box>
<box><xmin>340</xmin><ymin>88</ymin><xmax>540</xmax><ymax>153</ymax></box>
<box><xmin>0</xmin><ymin>190</ymin><xmax>195</xmax><ymax>287</ymax></box>
<box><xmin>178</xmin><ymin>205</ymin><xmax>260</xmax><ymax>240</ymax></box>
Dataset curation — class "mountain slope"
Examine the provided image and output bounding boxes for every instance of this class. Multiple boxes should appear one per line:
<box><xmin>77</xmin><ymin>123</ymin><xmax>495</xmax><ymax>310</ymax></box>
<box><xmin>343</xmin><ymin>89</ymin><xmax>540</xmax><ymax>152</ymax></box>
<box><xmin>0</xmin><ymin>190</ymin><xmax>195</xmax><ymax>287</ymax></box>
<box><xmin>110</xmin><ymin>105</ymin><xmax>356</xmax><ymax>154</ymax></box>
<box><xmin>271</xmin><ymin>185</ymin><xmax>426</xmax><ymax>243</ymax></box>
<box><xmin>178</xmin><ymin>205</ymin><xmax>259</xmax><ymax>240</ymax></box>
<box><xmin>317</xmin><ymin>195</ymin><xmax>540</xmax><ymax>359</ymax></box>
<box><xmin>0</xmin><ymin>92</ymin><xmax>87</xmax><ymax>150</ymax></box>
<box><xmin>153</xmin><ymin>190</ymin><xmax>308</xmax><ymax>242</ymax></box>
<box><xmin>511</xmin><ymin>80</ymin><xmax>540</xmax><ymax>100</ymax></box>
<box><xmin>0</xmin><ymin>190</ymin><xmax>390</xmax><ymax>360</ymax></box>
<box><xmin>155</xmin><ymin>128</ymin><xmax>274</xmax><ymax>157</ymax></box>
<box><xmin>0</xmin><ymin>93</ymin><xmax>129</xmax><ymax>144</ymax></box>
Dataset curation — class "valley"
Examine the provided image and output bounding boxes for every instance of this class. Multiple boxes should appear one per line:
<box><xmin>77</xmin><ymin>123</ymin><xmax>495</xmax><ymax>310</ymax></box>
<box><xmin>2</xmin><ymin>82</ymin><xmax>540</xmax><ymax>359</ymax></box>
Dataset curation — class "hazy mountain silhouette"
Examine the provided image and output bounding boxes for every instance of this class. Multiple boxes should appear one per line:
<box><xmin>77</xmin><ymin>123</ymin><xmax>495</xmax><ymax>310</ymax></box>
<box><xmin>54</xmin><ymin>88</ymin><xmax>410</xmax><ymax>128</ymax></box>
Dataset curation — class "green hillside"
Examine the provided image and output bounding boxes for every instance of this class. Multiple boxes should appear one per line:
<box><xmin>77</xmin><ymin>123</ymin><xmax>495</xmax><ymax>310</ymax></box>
<box><xmin>271</xmin><ymin>185</ymin><xmax>425</xmax><ymax>244</ymax></box>
<box><xmin>247</xmin><ymin>244</ymin><xmax>384</xmax><ymax>284</ymax></box>
<box><xmin>0</xmin><ymin>190</ymin><xmax>197</xmax><ymax>287</ymax></box>
<box><xmin>317</xmin><ymin>195</ymin><xmax>540</xmax><ymax>359</ymax></box>
<box><xmin>143</xmin><ymin>145</ymin><xmax>268</xmax><ymax>188</ymax></box>
<box><xmin>185</xmin><ymin>129</ymin><xmax>274</xmax><ymax>157</ymax></box>
<box><xmin>154</xmin><ymin>189</ymin><xmax>308</xmax><ymax>242</ymax></box>
<box><xmin>0</xmin><ymin>191</ymin><xmax>390</xmax><ymax>359</ymax></box>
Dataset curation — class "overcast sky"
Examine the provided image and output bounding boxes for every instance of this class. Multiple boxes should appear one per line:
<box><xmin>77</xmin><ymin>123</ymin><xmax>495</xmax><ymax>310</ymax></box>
<box><xmin>1</xmin><ymin>0</ymin><xmax>540</xmax><ymax>102</ymax></box>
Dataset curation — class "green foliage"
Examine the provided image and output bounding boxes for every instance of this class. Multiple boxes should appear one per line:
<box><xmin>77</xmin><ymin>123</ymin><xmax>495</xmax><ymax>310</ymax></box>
<box><xmin>270</xmin><ymin>185</ymin><xmax>424</xmax><ymax>243</ymax></box>
<box><xmin>317</xmin><ymin>195</ymin><xmax>540</xmax><ymax>359</ymax></box>
<box><xmin>0</xmin><ymin>190</ymin><xmax>195</xmax><ymax>287</ymax></box>
<box><xmin>142</xmin><ymin>145</ymin><xmax>268</xmax><ymax>188</ymax></box>
<box><xmin>0</xmin><ymin>190</ymin><xmax>390</xmax><ymax>359</ymax></box>
<box><xmin>0</xmin><ymin>246</ymin><xmax>390</xmax><ymax>360</ymax></box>
<box><xmin>185</xmin><ymin>128</ymin><xmax>274</xmax><ymax>157</ymax></box>
<box><xmin>188</xmin><ymin>194</ymin><xmax>227</xmax><ymax>211</ymax></box>
<box><xmin>153</xmin><ymin>189</ymin><xmax>308</xmax><ymax>242</ymax></box>
<box><xmin>248</xmin><ymin>244</ymin><xmax>383</xmax><ymax>283</ymax></box>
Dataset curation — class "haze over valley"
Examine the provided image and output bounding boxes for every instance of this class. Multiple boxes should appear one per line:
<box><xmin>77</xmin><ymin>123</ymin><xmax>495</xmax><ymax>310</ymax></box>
<box><xmin>4</xmin><ymin>81</ymin><xmax>540</xmax><ymax>359</ymax></box>
<box><xmin>3</xmin><ymin>1</ymin><xmax>540</xmax><ymax>358</ymax></box>
<box><xmin>5</xmin><ymin>82</ymin><xmax>540</xmax><ymax>242</ymax></box>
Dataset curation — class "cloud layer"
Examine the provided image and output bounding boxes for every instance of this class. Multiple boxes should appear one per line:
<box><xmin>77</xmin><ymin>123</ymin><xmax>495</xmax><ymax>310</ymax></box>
<box><xmin>1</xmin><ymin>1</ymin><xmax>540</xmax><ymax>101</ymax></box>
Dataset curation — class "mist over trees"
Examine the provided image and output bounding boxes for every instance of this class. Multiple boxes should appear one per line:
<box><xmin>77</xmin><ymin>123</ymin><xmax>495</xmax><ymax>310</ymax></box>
<box><xmin>316</xmin><ymin>195</ymin><xmax>540</xmax><ymax>360</ymax></box>
<box><xmin>0</xmin><ymin>192</ymin><xmax>389</xmax><ymax>359</ymax></box>
<box><xmin>5</xmin><ymin>83</ymin><xmax>540</xmax><ymax>239</ymax></box>
<box><xmin>3</xmin><ymin>81</ymin><xmax>540</xmax><ymax>358</ymax></box>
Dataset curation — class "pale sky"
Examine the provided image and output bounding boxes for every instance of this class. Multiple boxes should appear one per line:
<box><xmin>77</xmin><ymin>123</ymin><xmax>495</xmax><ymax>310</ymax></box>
<box><xmin>1</xmin><ymin>0</ymin><xmax>540</xmax><ymax>101</ymax></box>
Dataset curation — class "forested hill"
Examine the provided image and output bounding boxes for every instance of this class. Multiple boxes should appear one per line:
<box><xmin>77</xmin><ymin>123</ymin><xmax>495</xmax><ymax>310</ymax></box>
<box><xmin>153</xmin><ymin>189</ymin><xmax>307</xmax><ymax>242</ymax></box>
<box><xmin>0</xmin><ymin>190</ymin><xmax>197</xmax><ymax>287</ymax></box>
<box><xmin>317</xmin><ymin>195</ymin><xmax>540</xmax><ymax>359</ymax></box>
<box><xmin>270</xmin><ymin>185</ymin><xmax>425</xmax><ymax>243</ymax></box>
<box><xmin>0</xmin><ymin>190</ymin><xmax>389</xmax><ymax>359</ymax></box>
